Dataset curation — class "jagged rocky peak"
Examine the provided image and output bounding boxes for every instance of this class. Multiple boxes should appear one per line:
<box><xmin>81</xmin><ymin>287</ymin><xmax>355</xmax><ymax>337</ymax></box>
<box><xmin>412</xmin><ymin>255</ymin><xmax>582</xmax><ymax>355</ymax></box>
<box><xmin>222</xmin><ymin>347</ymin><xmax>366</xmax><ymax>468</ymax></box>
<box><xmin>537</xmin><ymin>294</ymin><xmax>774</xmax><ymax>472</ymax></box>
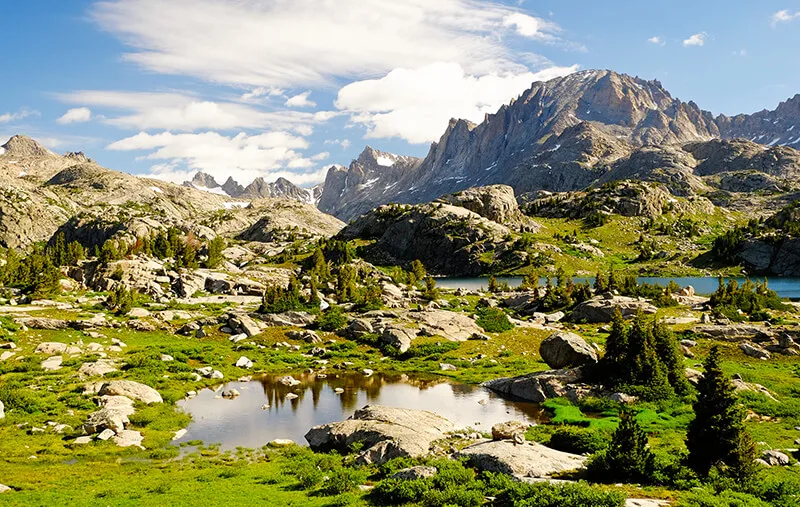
<box><xmin>191</xmin><ymin>171</ymin><xmax>220</xmax><ymax>189</ymax></box>
<box><xmin>356</xmin><ymin>145</ymin><xmax>420</xmax><ymax>168</ymax></box>
<box><xmin>64</xmin><ymin>151</ymin><xmax>91</xmax><ymax>163</ymax></box>
<box><xmin>718</xmin><ymin>93</ymin><xmax>800</xmax><ymax>147</ymax></box>
<box><xmin>317</xmin><ymin>147</ymin><xmax>423</xmax><ymax>220</ymax></box>
<box><xmin>1</xmin><ymin>135</ymin><xmax>53</xmax><ymax>157</ymax></box>
<box><xmin>221</xmin><ymin>176</ymin><xmax>244</xmax><ymax>196</ymax></box>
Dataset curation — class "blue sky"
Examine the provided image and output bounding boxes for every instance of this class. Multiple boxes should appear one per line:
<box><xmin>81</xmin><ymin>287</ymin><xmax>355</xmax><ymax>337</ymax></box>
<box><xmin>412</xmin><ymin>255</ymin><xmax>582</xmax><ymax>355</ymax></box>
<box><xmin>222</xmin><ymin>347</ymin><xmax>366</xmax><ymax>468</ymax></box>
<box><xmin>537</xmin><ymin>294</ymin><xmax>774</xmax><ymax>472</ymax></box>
<box><xmin>1</xmin><ymin>0</ymin><xmax>799</xmax><ymax>187</ymax></box>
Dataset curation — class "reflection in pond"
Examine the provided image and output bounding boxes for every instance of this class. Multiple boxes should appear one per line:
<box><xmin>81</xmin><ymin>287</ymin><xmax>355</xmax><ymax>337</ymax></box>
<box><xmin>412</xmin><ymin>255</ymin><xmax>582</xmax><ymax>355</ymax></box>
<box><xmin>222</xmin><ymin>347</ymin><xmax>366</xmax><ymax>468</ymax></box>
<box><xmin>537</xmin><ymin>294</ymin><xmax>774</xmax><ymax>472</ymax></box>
<box><xmin>174</xmin><ymin>372</ymin><xmax>547</xmax><ymax>450</ymax></box>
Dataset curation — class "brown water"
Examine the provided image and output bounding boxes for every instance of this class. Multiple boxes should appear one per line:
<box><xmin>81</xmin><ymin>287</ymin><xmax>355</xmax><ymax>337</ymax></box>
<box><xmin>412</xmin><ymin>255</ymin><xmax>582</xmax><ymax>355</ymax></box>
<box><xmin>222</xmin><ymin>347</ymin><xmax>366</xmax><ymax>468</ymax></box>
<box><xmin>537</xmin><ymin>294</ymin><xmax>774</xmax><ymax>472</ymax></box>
<box><xmin>174</xmin><ymin>372</ymin><xmax>546</xmax><ymax>450</ymax></box>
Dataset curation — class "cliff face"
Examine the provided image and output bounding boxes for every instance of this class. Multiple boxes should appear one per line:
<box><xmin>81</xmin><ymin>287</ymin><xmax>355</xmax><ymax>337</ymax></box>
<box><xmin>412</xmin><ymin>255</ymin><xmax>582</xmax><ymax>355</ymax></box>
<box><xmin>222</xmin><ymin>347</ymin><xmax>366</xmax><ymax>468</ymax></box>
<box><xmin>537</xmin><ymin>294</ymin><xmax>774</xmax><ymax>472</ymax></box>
<box><xmin>318</xmin><ymin>70</ymin><xmax>725</xmax><ymax>220</ymax></box>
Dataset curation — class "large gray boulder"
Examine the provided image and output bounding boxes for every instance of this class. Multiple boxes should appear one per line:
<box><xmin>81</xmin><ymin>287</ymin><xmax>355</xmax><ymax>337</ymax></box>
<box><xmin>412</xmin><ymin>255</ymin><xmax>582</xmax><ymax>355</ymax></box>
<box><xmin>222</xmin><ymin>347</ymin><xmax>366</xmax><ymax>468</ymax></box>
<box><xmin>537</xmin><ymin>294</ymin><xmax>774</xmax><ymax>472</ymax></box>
<box><xmin>571</xmin><ymin>295</ymin><xmax>657</xmax><ymax>323</ymax></box>
<box><xmin>305</xmin><ymin>405</ymin><xmax>455</xmax><ymax>465</ymax></box>
<box><xmin>739</xmin><ymin>341</ymin><xmax>771</xmax><ymax>360</ymax></box>
<box><xmin>456</xmin><ymin>440</ymin><xmax>586</xmax><ymax>478</ymax></box>
<box><xmin>380</xmin><ymin>326</ymin><xmax>417</xmax><ymax>354</ymax></box>
<box><xmin>482</xmin><ymin>368</ymin><xmax>584</xmax><ymax>403</ymax></box>
<box><xmin>409</xmin><ymin>309</ymin><xmax>482</xmax><ymax>341</ymax></box>
<box><xmin>77</xmin><ymin>359</ymin><xmax>118</xmax><ymax>377</ymax></box>
<box><xmin>98</xmin><ymin>380</ymin><xmax>163</xmax><ymax>404</ymax></box>
<box><xmin>539</xmin><ymin>332</ymin><xmax>598</xmax><ymax>368</ymax></box>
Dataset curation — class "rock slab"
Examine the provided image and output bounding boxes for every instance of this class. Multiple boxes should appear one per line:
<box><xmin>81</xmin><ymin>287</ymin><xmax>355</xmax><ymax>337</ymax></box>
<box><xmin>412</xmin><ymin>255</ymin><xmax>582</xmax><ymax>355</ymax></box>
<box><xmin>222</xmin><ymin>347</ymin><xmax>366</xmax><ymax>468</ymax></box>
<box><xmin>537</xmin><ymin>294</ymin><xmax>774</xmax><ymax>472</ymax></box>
<box><xmin>539</xmin><ymin>331</ymin><xmax>598</xmax><ymax>368</ymax></box>
<box><xmin>305</xmin><ymin>405</ymin><xmax>455</xmax><ymax>465</ymax></box>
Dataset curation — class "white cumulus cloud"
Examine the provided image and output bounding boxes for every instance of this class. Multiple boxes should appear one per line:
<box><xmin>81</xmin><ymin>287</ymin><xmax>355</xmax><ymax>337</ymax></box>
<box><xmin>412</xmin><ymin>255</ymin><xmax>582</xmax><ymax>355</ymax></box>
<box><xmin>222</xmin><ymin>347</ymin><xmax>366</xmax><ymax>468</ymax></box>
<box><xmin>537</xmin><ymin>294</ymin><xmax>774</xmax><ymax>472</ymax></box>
<box><xmin>285</xmin><ymin>91</ymin><xmax>316</xmax><ymax>108</ymax></box>
<box><xmin>0</xmin><ymin>109</ymin><xmax>38</xmax><ymax>123</ymax></box>
<box><xmin>108</xmin><ymin>130</ymin><xmax>326</xmax><ymax>185</ymax></box>
<box><xmin>647</xmin><ymin>36</ymin><xmax>665</xmax><ymax>46</ymax></box>
<box><xmin>57</xmin><ymin>107</ymin><xmax>93</xmax><ymax>124</ymax></box>
<box><xmin>58</xmin><ymin>90</ymin><xmax>332</xmax><ymax>132</ymax></box>
<box><xmin>90</xmin><ymin>0</ymin><xmax>563</xmax><ymax>88</ymax></box>
<box><xmin>336</xmin><ymin>62</ymin><xmax>578</xmax><ymax>144</ymax></box>
<box><xmin>772</xmin><ymin>9</ymin><xmax>800</xmax><ymax>26</ymax></box>
<box><xmin>682</xmin><ymin>32</ymin><xmax>706</xmax><ymax>47</ymax></box>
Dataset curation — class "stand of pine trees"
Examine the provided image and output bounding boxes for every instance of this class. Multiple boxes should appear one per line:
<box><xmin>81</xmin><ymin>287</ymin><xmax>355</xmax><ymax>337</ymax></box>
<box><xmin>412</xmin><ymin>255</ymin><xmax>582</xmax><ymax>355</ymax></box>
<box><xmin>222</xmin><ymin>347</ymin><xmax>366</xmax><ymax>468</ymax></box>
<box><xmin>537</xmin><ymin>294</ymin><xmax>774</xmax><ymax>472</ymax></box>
<box><xmin>599</xmin><ymin>308</ymin><xmax>690</xmax><ymax>400</ymax></box>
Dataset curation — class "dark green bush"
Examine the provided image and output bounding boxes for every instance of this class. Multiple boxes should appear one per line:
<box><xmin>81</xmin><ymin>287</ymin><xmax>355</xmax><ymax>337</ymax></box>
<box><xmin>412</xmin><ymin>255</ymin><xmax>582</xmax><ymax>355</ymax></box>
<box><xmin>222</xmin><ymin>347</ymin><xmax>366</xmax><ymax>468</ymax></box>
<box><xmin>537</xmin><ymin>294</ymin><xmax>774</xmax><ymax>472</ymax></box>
<box><xmin>317</xmin><ymin>305</ymin><xmax>348</xmax><ymax>331</ymax></box>
<box><xmin>476</xmin><ymin>307</ymin><xmax>513</xmax><ymax>333</ymax></box>
<box><xmin>547</xmin><ymin>426</ymin><xmax>610</xmax><ymax>454</ymax></box>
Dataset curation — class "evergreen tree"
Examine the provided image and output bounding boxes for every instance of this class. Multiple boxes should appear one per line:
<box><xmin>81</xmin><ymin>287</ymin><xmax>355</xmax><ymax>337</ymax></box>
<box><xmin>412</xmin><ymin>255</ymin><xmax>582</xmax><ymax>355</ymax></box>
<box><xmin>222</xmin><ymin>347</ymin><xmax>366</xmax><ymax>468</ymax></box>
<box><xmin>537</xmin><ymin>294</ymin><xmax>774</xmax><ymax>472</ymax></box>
<box><xmin>47</xmin><ymin>232</ymin><xmax>67</xmax><ymax>267</ymax></box>
<box><xmin>65</xmin><ymin>241</ymin><xmax>86</xmax><ymax>266</ymax></box>
<box><xmin>687</xmin><ymin>345</ymin><xmax>758</xmax><ymax>484</ymax></box>
<box><xmin>587</xmin><ymin>410</ymin><xmax>655</xmax><ymax>484</ymax></box>
<box><xmin>205</xmin><ymin>236</ymin><xmax>226</xmax><ymax>268</ymax></box>
<box><xmin>106</xmin><ymin>284</ymin><xmax>135</xmax><ymax>315</ymax></box>
<box><xmin>99</xmin><ymin>239</ymin><xmax>122</xmax><ymax>264</ymax></box>
<box><xmin>310</xmin><ymin>247</ymin><xmax>330</xmax><ymax>281</ymax></box>
<box><xmin>519</xmin><ymin>272</ymin><xmax>539</xmax><ymax>291</ymax></box>
<box><xmin>601</xmin><ymin>307</ymin><xmax>629</xmax><ymax>382</ymax></box>
<box><xmin>423</xmin><ymin>276</ymin><xmax>439</xmax><ymax>300</ymax></box>
<box><xmin>652</xmin><ymin>321</ymin><xmax>691</xmax><ymax>396</ymax></box>
<box><xmin>410</xmin><ymin>259</ymin><xmax>426</xmax><ymax>282</ymax></box>
<box><xmin>30</xmin><ymin>256</ymin><xmax>61</xmax><ymax>298</ymax></box>
<box><xmin>336</xmin><ymin>264</ymin><xmax>358</xmax><ymax>302</ymax></box>
<box><xmin>625</xmin><ymin>311</ymin><xmax>673</xmax><ymax>399</ymax></box>
<box><xmin>594</xmin><ymin>272</ymin><xmax>608</xmax><ymax>292</ymax></box>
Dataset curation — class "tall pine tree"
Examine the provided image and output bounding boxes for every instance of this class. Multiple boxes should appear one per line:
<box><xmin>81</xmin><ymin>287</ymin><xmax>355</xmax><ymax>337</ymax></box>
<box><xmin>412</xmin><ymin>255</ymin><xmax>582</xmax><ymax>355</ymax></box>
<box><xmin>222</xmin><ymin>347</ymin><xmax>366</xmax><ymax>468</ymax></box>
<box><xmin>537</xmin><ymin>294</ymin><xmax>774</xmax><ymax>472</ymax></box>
<box><xmin>587</xmin><ymin>410</ymin><xmax>655</xmax><ymax>484</ymax></box>
<box><xmin>686</xmin><ymin>345</ymin><xmax>758</xmax><ymax>484</ymax></box>
<box><xmin>653</xmin><ymin>321</ymin><xmax>691</xmax><ymax>396</ymax></box>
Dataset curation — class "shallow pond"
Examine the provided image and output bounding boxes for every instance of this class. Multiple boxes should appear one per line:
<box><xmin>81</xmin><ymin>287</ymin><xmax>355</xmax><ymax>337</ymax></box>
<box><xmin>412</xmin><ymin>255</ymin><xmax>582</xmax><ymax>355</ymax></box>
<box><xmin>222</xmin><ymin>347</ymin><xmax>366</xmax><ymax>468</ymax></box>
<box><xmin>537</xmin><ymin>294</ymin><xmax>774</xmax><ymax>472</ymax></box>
<box><xmin>174</xmin><ymin>372</ymin><xmax>546</xmax><ymax>450</ymax></box>
<box><xmin>436</xmin><ymin>276</ymin><xmax>800</xmax><ymax>299</ymax></box>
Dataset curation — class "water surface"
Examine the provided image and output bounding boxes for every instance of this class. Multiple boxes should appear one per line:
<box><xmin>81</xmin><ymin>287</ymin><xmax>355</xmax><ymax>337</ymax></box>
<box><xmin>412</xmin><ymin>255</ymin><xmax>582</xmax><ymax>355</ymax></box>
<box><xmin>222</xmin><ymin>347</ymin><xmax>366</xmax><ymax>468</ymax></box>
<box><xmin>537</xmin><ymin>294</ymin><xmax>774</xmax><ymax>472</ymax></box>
<box><xmin>174</xmin><ymin>372</ymin><xmax>546</xmax><ymax>450</ymax></box>
<box><xmin>436</xmin><ymin>276</ymin><xmax>800</xmax><ymax>299</ymax></box>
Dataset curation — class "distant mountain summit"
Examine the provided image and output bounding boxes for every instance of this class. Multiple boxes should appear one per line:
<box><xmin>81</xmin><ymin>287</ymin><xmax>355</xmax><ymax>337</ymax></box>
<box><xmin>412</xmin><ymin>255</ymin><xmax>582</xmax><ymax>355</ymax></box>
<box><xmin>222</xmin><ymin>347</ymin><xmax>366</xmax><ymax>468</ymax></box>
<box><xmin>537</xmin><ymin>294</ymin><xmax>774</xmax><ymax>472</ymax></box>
<box><xmin>182</xmin><ymin>172</ymin><xmax>322</xmax><ymax>204</ymax></box>
<box><xmin>317</xmin><ymin>70</ymin><xmax>800</xmax><ymax>221</ymax></box>
<box><xmin>317</xmin><ymin>146</ymin><xmax>423</xmax><ymax>220</ymax></box>
<box><xmin>717</xmin><ymin>94</ymin><xmax>800</xmax><ymax>146</ymax></box>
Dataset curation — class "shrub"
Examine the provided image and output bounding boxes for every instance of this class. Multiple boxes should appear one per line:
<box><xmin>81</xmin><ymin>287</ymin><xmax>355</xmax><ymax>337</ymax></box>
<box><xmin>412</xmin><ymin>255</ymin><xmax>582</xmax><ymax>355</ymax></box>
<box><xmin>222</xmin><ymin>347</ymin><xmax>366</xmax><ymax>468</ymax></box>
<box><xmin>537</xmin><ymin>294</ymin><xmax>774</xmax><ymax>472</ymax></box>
<box><xmin>320</xmin><ymin>467</ymin><xmax>368</xmax><ymax>496</ymax></box>
<box><xmin>204</xmin><ymin>236</ymin><xmax>226</xmax><ymax>268</ymax></box>
<box><xmin>476</xmin><ymin>307</ymin><xmax>514</xmax><ymax>333</ymax></box>
<box><xmin>548</xmin><ymin>426</ymin><xmax>610</xmax><ymax>455</ymax></box>
<box><xmin>317</xmin><ymin>305</ymin><xmax>348</xmax><ymax>331</ymax></box>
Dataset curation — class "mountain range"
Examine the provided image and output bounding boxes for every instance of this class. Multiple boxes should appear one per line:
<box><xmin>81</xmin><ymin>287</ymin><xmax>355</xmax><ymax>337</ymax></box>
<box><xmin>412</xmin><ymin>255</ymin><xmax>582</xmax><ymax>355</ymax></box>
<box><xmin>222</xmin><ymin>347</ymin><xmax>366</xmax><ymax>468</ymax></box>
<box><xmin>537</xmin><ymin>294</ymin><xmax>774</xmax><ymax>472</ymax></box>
<box><xmin>182</xmin><ymin>172</ymin><xmax>323</xmax><ymax>205</ymax></box>
<box><xmin>313</xmin><ymin>69</ymin><xmax>800</xmax><ymax>220</ymax></box>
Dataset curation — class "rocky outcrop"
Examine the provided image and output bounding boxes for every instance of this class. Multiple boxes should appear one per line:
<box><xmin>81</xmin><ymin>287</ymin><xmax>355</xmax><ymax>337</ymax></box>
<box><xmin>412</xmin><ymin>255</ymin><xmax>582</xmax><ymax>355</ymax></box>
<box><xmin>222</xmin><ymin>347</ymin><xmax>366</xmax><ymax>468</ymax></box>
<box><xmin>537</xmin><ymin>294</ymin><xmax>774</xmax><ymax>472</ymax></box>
<box><xmin>456</xmin><ymin>440</ymin><xmax>586</xmax><ymax>478</ymax></box>
<box><xmin>737</xmin><ymin>238</ymin><xmax>800</xmax><ymax>276</ymax></box>
<box><xmin>233</xmin><ymin>199</ymin><xmax>344</xmax><ymax>242</ymax></box>
<box><xmin>439</xmin><ymin>185</ymin><xmax>538</xmax><ymax>232</ymax></box>
<box><xmin>408</xmin><ymin>309</ymin><xmax>482</xmax><ymax>342</ymax></box>
<box><xmin>481</xmin><ymin>368</ymin><xmax>584</xmax><ymax>403</ymax></box>
<box><xmin>338</xmin><ymin>201</ymin><xmax>512</xmax><ymax>276</ymax></box>
<box><xmin>571</xmin><ymin>295</ymin><xmax>657</xmax><ymax>323</ymax></box>
<box><xmin>380</xmin><ymin>327</ymin><xmax>417</xmax><ymax>354</ymax></box>
<box><xmin>305</xmin><ymin>405</ymin><xmax>455</xmax><ymax>465</ymax></box>
<box><xmin>527</xmin><ymin>180</ymin><xmax>714</xmax><ymax>219</ymax></box>
<box><xmin>539</xmin><ymin>332</ymin><xmax>598</xmax><ymax>369</ymax></box>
